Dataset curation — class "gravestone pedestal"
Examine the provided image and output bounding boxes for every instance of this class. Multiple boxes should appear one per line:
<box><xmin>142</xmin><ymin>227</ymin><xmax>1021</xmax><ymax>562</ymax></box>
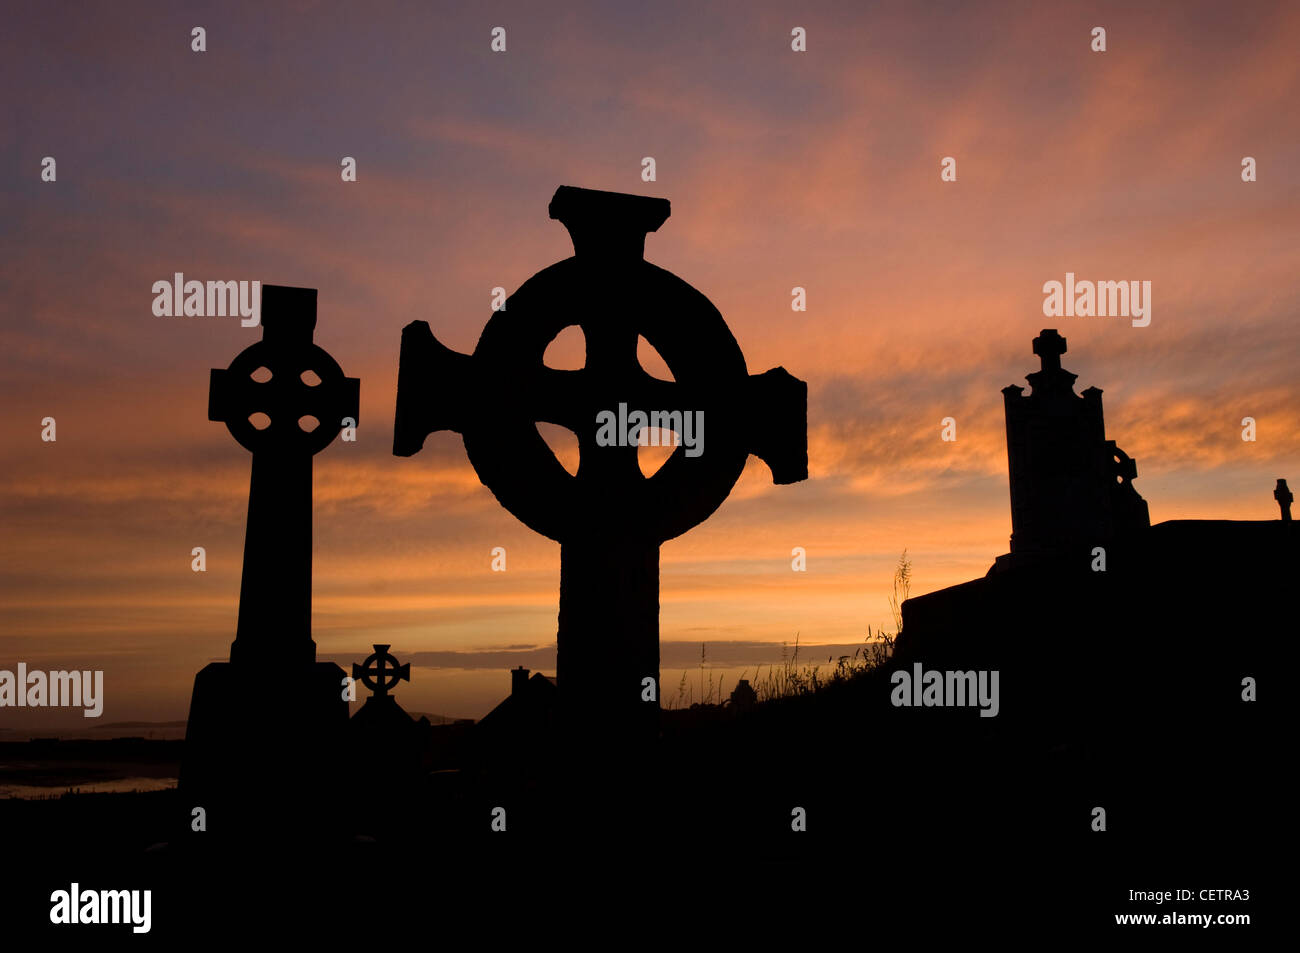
<box><xmin>183</xmin><ymin>661</ymin><xmax>348</xmax><ymax>838</ymax></box>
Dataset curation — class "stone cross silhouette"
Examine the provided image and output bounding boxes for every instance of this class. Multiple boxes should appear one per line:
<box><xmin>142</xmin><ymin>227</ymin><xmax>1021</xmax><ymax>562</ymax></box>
<box><xmin>353</xmin><ymin>644</ymin><xmax>410</xmax><ymax>698</ymax></box>
<box><xmin>1276</xmin><ymin>479</ymin><xmax>1293</xmax><ymax>522</ymax></box>
<box><xmin>1033</xmin><ymin>328</ymin><xmax>1067</xmax><ymax>370</ymax></box>
<box><xmin>208</xmin><ymin>285</ymin><xmax>359</xmax><ymax>668</ymax></box>
<box><xmin>182</xmin><ymin>285</ymin><xmax>357</xmax><ymax>838</ymax></box>
<box><xmin>392</xmin><ymin>186</ymin><xmax>807</xmax><ymax>738</ymax></box>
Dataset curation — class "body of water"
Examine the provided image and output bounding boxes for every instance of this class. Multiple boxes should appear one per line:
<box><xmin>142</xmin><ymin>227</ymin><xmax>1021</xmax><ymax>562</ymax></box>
<box><xmin>0</xmin><ymin>777</ymin><xmax>177</xmax><ymax>799</ymax></box>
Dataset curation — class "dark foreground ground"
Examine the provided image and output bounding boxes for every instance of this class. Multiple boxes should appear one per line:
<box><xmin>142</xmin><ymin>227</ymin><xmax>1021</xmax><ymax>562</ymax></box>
<box><xmin>0</xmin><ymin>656</ymin><xmax>1278</xmax><ymax>941</ymax></box>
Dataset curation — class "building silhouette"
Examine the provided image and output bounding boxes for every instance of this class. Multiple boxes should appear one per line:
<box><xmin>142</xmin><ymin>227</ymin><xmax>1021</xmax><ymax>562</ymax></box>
<box><xmin>477</xmin><ymin>666</ymin><xmax>558</xmax><ymax>741</ymax></box>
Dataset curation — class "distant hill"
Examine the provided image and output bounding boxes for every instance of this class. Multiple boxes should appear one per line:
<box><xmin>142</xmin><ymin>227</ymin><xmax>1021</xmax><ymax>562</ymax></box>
<box><xmin>408</xmin><ymin>712</ymin><xmax>473</xmax><ymax>726</ymax></box>
<box><xmin>0</xmin><ymin>721</ymin><xmax>189</xmax><ymax>742</ymax></box>
<box><xmin>0</xmin><ymin>713</ymin><xmax>472</xmax><ymax>742</ymax></box>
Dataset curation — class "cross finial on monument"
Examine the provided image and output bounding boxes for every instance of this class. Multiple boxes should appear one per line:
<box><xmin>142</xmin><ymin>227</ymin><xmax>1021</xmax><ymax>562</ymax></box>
<box><xmin>1033</xmin><ymin>329</ymin><xmax>1067</xmax><ymax>372</ymax></box>
<box><xmin>1275</xmin><ymin>479</ymin><xmax>1293</xmax><ymax>522</ymax></box>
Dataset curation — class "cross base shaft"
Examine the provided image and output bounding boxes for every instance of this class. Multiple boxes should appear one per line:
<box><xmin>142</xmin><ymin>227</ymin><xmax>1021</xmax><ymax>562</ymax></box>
<box><xmin>231</xmin><ymin>451</ymin><xmax>315</xmax><ymax>666</ymax></box>
<box><xmin>557</xmin><ymin>539</ymin><xmax>661</xmax><ymax>749</ymax></box>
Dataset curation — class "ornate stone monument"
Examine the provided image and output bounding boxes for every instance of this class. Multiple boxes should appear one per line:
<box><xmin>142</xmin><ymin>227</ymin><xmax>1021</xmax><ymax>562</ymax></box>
<box><xmin>1000</xmin><ymin>329</ymin><xmax>1149</xmax><ymax>565</ymax></box>
<box><xmin>181</xmin><ymin>285</ymin><xmax>359</xmax><ymax>837</ymax></box>
<box><xmin>393</xmin><ymin>186</ymin><xmax>808</xmax><ymax>744</ymax></box>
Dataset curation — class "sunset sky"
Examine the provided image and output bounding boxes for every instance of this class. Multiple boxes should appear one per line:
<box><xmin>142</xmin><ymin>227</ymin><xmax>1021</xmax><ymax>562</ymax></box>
<box><xmin>3</xmin><ymin>0</ymin><xmax>1297</xmax><ymax>734</ymax></box>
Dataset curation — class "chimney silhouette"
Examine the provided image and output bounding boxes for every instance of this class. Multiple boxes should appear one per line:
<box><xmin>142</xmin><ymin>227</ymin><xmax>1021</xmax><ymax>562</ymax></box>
<box><xmin>512</xmin><ymin>666</ymin><xmax>530</xmax><ymax>696</ymax></box>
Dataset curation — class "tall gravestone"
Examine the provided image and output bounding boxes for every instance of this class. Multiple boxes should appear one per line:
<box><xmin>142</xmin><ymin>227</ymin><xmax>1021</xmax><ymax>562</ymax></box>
<box><xmin>393</xmin><ymin>186</ymin><xmax>808</xmax><ymax>747</ymax></box>
<box><xmin>181</xmin><ymin>285</ymin><xmax>359</xmax><ymax>838</ymax></box>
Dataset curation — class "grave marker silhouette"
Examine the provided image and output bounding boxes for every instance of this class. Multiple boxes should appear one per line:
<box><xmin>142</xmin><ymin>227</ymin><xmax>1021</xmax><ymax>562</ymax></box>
<box><xmin>353</xmin><ymin>643</ymin><xmax>410</xmax><ymax>699</ymax></box>
<box><xmin>348</xmin><ymin>644</ymin><xmax>430</xmax><ymax>818</ymax></box>
<box><xmin>393</xmin><ymin>186</ymin><xmax>808</xmax><ymax>743</ymax></box>
<box><xmin>181</xmin><ymin>285</ymin><xmax>358</xmax><ymax>838</ymax></box>
<box><xmin>1276</xmin><ymin>479</ymin><xmax>1293</xmax><ymax>522</ymax></box>
<box><xmin>206</xmin><ymin>286</ymin><xmax>360</xmax><ymax>666</ymax></box>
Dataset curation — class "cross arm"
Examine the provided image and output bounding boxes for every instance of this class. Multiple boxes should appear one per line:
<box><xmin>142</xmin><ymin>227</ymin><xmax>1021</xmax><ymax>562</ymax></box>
<box><xmin>393</xmin><ymin>320</ymin><xmax>475</xmax><ymax>456</ymax></box>
<box><xmin>208</xmin><ymin>367</ymin><xmax>242</xmax><ymax>424</ymax></box>
<box><xmin>742</xmin><ymin>367</ymin><xmax>808</xmax><ymax>485</ymax></box>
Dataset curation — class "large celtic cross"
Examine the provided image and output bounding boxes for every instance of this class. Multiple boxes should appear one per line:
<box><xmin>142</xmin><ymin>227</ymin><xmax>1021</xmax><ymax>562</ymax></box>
<box><xmin>393</xmin><ymin>186</ymin><xmax>807</xmax><ymax>737</ymax></box>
